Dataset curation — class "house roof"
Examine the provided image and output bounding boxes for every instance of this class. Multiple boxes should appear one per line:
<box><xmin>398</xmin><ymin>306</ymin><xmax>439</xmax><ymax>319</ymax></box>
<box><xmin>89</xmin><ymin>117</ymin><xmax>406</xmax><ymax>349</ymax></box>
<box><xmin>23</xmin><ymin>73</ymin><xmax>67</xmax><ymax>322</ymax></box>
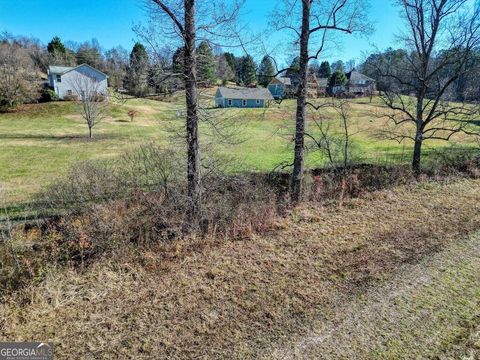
<box><xmin>217</xmin><ymin>87</ymin><xmax>274</xmax><ymax>100</ymax></box>
<box><xmin>346</xmin><ymin>70</ymin><xmax>375</xmax><ymax>82</ymax></box>
<box><xmin>279</xmin><ymin>77</ymin><xmax>292</xmax><ymax>85</ymax></box>
<box><xmin>48</xmin><ymin>66</ymin><xmax>74</xmax><ymax>75</ymax></box>
<box><xmin>48</xmin><ymin>64</ymin><xmax>108</xmax><ymax>78</ymax></box>
<box><xmin>318</xmin><ymin>78</ymin><xmax>328</xmax><ymax>87</ymax></box>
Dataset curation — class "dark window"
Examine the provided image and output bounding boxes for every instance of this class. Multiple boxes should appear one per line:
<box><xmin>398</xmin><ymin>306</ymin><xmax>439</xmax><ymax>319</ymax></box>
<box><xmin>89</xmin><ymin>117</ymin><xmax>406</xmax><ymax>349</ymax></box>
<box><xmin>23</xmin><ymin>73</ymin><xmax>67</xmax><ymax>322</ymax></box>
<box><xmin>56</xmin><ymin>75</ymin><xmax>61</xmax><ymax>82</ymax></box>
<box><xmin>242</xmin><ymin>99</ymin><xmax>247</xmax><ymax>106</ymax></box>
<box><xmin>228</xmin><ymin>99</ymin><xmax>232</xmax><ymax>106</ymax></box>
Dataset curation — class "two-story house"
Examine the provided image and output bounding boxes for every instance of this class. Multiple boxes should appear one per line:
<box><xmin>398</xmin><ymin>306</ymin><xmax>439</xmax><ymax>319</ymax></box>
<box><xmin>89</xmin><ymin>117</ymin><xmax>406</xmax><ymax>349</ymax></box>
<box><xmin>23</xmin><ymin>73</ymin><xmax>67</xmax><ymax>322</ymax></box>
<box><xmin>47</xmin><ymin>64</ymin><xmax>108</xmax><ymax>99</ymax></box>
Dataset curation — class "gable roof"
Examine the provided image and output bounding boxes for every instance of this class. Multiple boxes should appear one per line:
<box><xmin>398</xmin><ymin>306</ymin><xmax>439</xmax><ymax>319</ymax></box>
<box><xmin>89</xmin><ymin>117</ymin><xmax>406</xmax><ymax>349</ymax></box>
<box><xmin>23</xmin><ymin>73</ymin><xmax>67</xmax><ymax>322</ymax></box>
<box><xmin>269</xmin><ymin>77</ymin><xmax>292</xmax><ymax>86</ymax></box>
<box><xmin>48</xmin><ymin>66</ymin><xmax>74</xmax><ymax>75</ymax></box>
<box><xmin>48</xmin><ymin>64</ymin><xmax>107</xmax><ymax>78</ymax></box>
<box><xmin>346</xmin><ymin>70</ymin><xmax>374</xmax><ymax>82</ymax></box>
<box><xmin>217</xmin><ymin>87</ymin><xmax>274</xmax><ymax>100</ymax></box>
<box><xmin>318</xmin><ymin>78</ymin><xmax>328</xmax><ymax>87</ymax></box>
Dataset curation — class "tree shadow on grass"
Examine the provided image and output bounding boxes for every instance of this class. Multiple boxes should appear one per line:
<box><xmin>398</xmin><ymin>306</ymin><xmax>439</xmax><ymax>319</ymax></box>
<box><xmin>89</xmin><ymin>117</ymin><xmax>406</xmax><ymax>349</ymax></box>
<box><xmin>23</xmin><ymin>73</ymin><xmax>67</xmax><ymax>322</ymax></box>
<box><xmin>0</xmin><ymin>133</ymin><xmax>118</xmax><ymax>141</ymax></box>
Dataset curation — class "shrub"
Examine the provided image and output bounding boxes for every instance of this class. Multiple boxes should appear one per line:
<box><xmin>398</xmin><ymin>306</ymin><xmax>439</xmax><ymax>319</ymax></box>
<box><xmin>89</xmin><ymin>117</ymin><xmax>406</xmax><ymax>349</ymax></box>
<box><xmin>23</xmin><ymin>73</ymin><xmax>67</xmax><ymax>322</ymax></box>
<box><xmin>63</xmin><ymin>94</ymin><xmax>79</xmax><ymax>101</ymax></box>
<box><xmin>28</xmin><ymin>143</ymin><xmax>279</xmax><ymax>265</ymax></box>
<box><xmin>39</xmin><ymin>88</ymin><xmax>59</xmax><ymax>102</ymax></box>
<box><xmin>90</xmin><ymin>93</ymin><xmax>107</xmax><ymax>102</ymax></box>
<box><xmin>425</xmin><ymin>147</ymin><xmax>480</xmax><ymax>178</ymax></box>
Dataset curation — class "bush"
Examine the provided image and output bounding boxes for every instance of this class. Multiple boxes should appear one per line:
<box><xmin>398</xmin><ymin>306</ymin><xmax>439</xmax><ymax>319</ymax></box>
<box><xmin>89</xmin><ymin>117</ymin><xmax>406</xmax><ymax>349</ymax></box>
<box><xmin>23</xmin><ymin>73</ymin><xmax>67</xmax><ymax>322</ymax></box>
<box><xmin>28</xmin><ymin>143</ymin><xmax>279</xmax><ymax>265</ymax></box>
<box><xmin>425</xmin><ymin>147</ymin><xmax>480</xmax><ymax>177</ymax></box>
<box><xmin>90</xmin><ymin>93</ymin><xmax>107</xmax><ymax>102</ymax></box>
<box><xmin>63</xmin><ymin>94</ymin><xmax>79</xmax><ymax>101</ymax></box>
<box><xmin>0</xmin><ymin>99</ymin><xmax>15</xmax><ymax>113</ymax></box>
<box><xmin>39</xmin><ymin>88</ymin><xmax>59</xmax><ymax>102</ymax></box>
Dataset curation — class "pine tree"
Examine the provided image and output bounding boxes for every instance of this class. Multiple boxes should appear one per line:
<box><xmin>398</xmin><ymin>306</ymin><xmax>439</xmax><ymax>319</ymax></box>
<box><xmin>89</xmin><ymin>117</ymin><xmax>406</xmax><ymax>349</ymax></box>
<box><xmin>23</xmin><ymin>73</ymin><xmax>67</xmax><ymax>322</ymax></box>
<box><xmin>286</xmin><ymin>56</ymin><xmax>300</xmax><ymax>76</ymax></box>
<box><xmin>258</xmin><ymin>55</ymin><xmax>275</xmax><ymax>86</ymax></box>
<box><xmin>125</xmin><ymin>42</ymin><xmax>149</xmax><ymax>96</ymax></box>
<box><xmin>130</xmin><ymin>42</ymin><xmax>148</xmax><ymax>70</ymax></box>
<box><xmin>328</xmin><ymin>70</ymin><xmax>347</xmax><ymax>87</ymax></box>
<box><xmin>172</xmin><ymin>47</ymin><xmax>185</xmax><ymax>75</ymax></box>
<box><xmin>196</xmin><ymin>41</ymin><xmax>216</xmax><ymax>87</ymax></box>
<box><xmin>224</xmin><ymin>52</ymin><xmax>236</xmax><ymax>74</ymax></box>
<box><xmin>318</xmin><ymin>61</ymin><xmax>331</xmax><ymax>78</ymax></box>
<box><xmin>241</xmin><ymin>55</ymin><xmax>257</xmax><ymax>86</ymax></box>
<box><xmin>47</xmin><ymin>36</ymin><xmax>66</xmax><ymax>54</ymax></box>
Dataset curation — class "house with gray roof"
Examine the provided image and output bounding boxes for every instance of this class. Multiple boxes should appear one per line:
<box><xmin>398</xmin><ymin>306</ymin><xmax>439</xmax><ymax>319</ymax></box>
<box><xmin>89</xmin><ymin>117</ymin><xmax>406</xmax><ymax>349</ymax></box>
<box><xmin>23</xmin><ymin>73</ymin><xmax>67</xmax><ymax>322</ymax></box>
<box><xmin>345</xmin><ymin>70</ymin><xmax>376</xmax><ymax>95</ymax></box>
<box><xmin>215</xmin><ymin>87</ymin><xmax>274</xmax><ymax>108</ymax></box>
<box><xmin>47</xmin><ymin>64</ymin><xmax>108</xmax><ymax>99</ymax></box>
<box><xmin>331</xmin><ymin>70</ymin><xmax>376</xmax><ymax>96</ymax></box>
<box><xmin>268</xmin><ymin>77</ymin><xmax>293</xmax><ymax>100</ymax></box>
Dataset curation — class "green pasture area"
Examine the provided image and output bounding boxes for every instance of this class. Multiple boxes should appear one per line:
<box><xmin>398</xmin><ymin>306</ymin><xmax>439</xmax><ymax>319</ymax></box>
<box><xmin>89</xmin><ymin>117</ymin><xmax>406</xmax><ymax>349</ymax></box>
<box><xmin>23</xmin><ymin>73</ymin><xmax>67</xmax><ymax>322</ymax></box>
<box><xmin>0</xmin><ymin>94</ymin><xmax>476</xmax><ymax>207</ymax></box>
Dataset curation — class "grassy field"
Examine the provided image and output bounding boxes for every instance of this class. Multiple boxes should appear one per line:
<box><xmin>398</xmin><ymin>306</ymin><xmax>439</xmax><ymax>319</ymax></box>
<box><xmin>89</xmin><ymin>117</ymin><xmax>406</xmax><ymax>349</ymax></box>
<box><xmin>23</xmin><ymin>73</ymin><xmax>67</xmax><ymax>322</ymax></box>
<box><xmin>0</xmin><ymin>94</ymin><xmax>476</xmax><ymax>206</ymax></box>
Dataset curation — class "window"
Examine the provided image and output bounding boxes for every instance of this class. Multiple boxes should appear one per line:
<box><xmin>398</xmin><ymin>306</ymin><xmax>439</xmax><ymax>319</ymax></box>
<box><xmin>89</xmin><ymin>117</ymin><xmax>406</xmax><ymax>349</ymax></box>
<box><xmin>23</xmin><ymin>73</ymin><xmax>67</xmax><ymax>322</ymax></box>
<box><xmin>242</xmin><ymin>99</ymin><xmax>247</xmax><ymax>107</ymax></box>
<box><xmin>228</xmin><ymin>99</ymin><xmax>232</xmax><ymax>106</ymax></box>
<box><xmin>56</xmin><ymin>75</ymin><xmax>62</xmax><ymax>82</ymax></box>
<box><xmin>256</xmin><ymin>99</ymin><xmax>261</xmax><ymax>105</ymax></box>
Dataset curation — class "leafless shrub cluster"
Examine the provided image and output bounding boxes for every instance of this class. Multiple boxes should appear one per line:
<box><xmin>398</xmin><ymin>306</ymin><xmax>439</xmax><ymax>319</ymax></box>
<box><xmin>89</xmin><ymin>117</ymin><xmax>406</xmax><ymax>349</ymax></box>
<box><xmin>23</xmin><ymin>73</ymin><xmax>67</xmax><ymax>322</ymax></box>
<box><xmin>27</xmin><ymin>143</ymin><xmax>277</xmax><ymax>261</ymax></box>
<box><xmin>0</xmin><ymin>41</ymin><xmax>40</xmax><ymax>111</ymax></box>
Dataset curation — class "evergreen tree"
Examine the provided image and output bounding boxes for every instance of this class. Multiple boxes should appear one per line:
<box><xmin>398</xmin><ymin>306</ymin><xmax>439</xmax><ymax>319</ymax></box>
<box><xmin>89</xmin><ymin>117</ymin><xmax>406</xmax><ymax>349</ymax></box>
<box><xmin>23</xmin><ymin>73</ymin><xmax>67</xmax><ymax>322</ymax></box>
<box><xmin>47</xmin><ymin>36</ymin><xmax>66</xmax><ymax>54</ymax></box>
<box><xmin>318</xmin><ymin>61</ymin><xmax>331</xmax><ymax>78</ymax></box>
<box><xmin>258</xmin><ymin>55</ymin><xmax>275</xmax><ymax>86</ymax></box>
<box><xmin>125</xmin><ymin>42</ymin><xmax>149</xmax><ymax>96</ymax></box>
<box><xmin>328</xmin><ymin>70</ymin><xmax>347</xmax><ymax>87</ymax></box>
<box><xmin>46</xmin><ymin>36</ymin><xmax>75</xmax><ymax>66</ymax></box>
<box><xmin>241</xmin><ymin>55</ymin><xmax>257</xmax><ymax>86</ymax></box>
<box><xmin>286</xmin><ymin>56</ymin><xmax>300</xmax><ymax>76</ymax></box>
<box><xmin>130</xmin><ymin>42</ymin><xmax>148</xmax><ymax>70</ymax></box>
<box><xmin>172</xmin><ymin>47</ymin><xmax>185</xmax><ymax>75</ymax></box>
<box><xmin>196</xmin><ymin>41</ymin><xmax>216</xmax><ymax>86</ymax></box>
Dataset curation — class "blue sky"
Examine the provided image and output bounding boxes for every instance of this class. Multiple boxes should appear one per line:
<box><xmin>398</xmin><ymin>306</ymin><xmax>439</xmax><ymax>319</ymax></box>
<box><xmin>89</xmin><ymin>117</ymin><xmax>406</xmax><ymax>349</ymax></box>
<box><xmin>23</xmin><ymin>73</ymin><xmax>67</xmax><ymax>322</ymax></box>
<box><xmin>0</xmin><ymin>0</ymin><xmax>402</xmax><ymax>64</ymax></box>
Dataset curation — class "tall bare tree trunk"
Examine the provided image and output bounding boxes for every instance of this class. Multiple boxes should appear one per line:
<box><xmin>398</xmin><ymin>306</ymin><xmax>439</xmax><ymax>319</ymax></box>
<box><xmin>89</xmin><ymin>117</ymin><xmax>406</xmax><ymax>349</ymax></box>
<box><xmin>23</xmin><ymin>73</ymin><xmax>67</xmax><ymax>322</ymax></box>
<box><xmin>184</xmin><ymin>0</ymin><xmax>201</xmax><ymax>213</ymax></box>
<box><xmin>290</xmin><ymin>0</ymin><xmax>311</xmax><ymax>203</ymax></box>
<box><xmin>412</xmin><ymin>95</ymin><xmax>424</xmax><ymax>175</ymax></box>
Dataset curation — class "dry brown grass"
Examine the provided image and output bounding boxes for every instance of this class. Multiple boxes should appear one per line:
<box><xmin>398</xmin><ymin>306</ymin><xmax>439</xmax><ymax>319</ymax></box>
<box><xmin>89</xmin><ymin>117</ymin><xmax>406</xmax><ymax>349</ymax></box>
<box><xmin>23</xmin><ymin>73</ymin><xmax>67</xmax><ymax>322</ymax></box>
<box><xmin>1</xmin><ymin>178</ymin><xmax>480</xmax><ymax>359</ymax></box>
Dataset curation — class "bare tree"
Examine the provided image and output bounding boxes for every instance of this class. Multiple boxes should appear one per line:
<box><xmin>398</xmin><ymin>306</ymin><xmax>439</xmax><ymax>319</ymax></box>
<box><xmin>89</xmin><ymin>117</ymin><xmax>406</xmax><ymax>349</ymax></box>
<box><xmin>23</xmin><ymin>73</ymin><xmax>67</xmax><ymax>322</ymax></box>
<box><xmin>306</xmin><ymin>99</ymin><xmax>361</xmax><ymax>171</ymax></box>
<box><xmin>273</xmin><ymin>0</ymin><xmax>369</xmax><ymax>203</ymax></box>
<box><xmin>71</xmin><ymin>74</ymin><xmax>107</xmax><ymax>139</ymax></box>
<box><xmin>378</xmin><ymin>0</ymin><xmax>480</xmax><ymax>174</ymax></box>
<box><xmin>141</xmin><ymin>0</ymin><xmax>244</xmax><ymax>215</ymax></box>
<box><xmin>0</xmin><ymin>42</ymin><xmax>39</xmax><ymax>111</ymax></box>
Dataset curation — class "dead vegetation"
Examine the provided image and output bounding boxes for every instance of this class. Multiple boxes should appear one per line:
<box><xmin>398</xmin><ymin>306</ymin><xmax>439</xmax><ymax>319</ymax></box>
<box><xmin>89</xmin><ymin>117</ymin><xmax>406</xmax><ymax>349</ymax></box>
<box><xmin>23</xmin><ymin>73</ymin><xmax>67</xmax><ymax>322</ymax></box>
<box><xmin>1</xmin><ymin>177</ymin><xmax>480</xmax><ymax>359</ymax></box>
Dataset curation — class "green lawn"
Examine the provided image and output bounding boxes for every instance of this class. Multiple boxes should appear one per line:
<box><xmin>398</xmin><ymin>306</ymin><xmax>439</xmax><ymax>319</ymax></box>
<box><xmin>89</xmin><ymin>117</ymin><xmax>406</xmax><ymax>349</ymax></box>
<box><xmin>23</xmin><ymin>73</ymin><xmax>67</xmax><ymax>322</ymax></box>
<box><xmin>0</xmin><ymin>95</ymin><xmax>476</xmax><ymax>206</ymax></box>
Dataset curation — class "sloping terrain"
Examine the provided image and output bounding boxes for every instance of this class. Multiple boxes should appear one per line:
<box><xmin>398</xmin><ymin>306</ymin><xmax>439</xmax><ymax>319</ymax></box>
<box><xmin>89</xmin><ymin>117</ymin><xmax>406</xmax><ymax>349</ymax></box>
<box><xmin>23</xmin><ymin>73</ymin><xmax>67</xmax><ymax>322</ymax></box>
<box><xmin>1</xmin><ymin>97</ymin><xmax>477</xmax><ymax>205</ymax></box>
<box><xmin>1</xmin><ymin>178</ymin><xmax>480</xmax><ymax>359</ymax></box>
<box><xmin>274</xmin><ymin>232</ymin><xmax>480</xmax><ymax>359</ymax></box>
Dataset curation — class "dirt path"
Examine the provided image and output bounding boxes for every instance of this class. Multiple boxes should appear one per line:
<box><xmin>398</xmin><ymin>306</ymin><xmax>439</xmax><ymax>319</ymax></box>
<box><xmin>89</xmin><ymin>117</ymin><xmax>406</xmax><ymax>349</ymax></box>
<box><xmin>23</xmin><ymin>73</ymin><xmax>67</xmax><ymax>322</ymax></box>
<box><xmin>273</xmin><ymin>233</ymin><xmax>480</xmax><ymax>359</ymax></box>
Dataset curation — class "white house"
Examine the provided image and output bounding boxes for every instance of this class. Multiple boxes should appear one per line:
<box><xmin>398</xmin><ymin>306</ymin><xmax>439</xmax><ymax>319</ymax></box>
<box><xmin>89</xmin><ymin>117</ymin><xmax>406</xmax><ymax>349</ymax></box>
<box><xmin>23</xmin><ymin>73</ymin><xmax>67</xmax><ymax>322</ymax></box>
<box><xmin>47</xmin><ymin>64</ymin><xmax>108</xmax><ymax>99</ymax></box>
